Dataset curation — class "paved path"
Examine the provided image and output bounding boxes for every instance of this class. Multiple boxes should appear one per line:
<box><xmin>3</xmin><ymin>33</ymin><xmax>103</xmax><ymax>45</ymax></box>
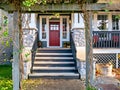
<box><xmin>23</xmin><ymin>79</ymin><xmax>85</xmax><ymax>90</ymax></box>
<box><xmin>94</xmin><ymin>76</ymin><xmax>120</xmax><ymax>90</ymax></box>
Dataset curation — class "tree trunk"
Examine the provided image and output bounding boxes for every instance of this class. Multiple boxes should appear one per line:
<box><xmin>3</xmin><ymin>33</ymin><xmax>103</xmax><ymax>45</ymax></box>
<box><xmin>84</xmin><ymin>11</ymin><xmax>93</xmax><ymax>86</ymax></box>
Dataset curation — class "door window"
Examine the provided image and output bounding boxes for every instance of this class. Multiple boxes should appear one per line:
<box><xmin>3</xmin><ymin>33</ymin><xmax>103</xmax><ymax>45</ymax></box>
<box><xmin>50</xmin><ymin>24</ymin><xmax>59</xmax><ymax>30</ymax></box>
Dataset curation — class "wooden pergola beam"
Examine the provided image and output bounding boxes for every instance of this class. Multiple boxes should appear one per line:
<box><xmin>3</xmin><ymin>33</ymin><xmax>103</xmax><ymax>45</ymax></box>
<box><xmin>0</xmin><ymin>3</ymin><xmax>107</xmax><ymax>12</ymax></box>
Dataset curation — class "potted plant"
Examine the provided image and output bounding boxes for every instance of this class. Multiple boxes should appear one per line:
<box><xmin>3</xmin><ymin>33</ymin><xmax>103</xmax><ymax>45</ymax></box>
<box><xmin>38</xmin><ymin>40</ymin><xmax>42</xmax><ymax>48</ymax></box>
<box><xmin>66</xmin><ymin>42</ymin><xmax>70</xmax><ymax>48</ymax></box>
<box><xmin>63</xmin><ymin>42</ymin><xmax>67</xmax><ymax>48</ymax></box>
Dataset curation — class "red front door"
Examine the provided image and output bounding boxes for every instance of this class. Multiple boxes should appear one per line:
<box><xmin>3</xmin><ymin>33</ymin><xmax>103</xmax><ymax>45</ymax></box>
<box><xmin>49</xmin><ymin>22</ymin><xmax>60</xmax><ymax>46</ymax></box>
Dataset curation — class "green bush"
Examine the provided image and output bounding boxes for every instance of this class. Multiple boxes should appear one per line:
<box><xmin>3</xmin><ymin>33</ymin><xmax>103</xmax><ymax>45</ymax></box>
<box><xmin>0</xmin><ymin>65</ymin><xmax>13</xmax><ymax>90</ymax></box>
<box><xmin>0</xmin><ymin>79</ymin><xmax>13</xmax><ymax>90</ymax></box>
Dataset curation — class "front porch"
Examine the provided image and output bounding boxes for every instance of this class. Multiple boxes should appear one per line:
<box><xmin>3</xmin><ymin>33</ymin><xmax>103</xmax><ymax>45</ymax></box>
<box><xmin>93</xmin><ymin>31</ymin><xmax>120</xmax><ymax>48</ymax></box>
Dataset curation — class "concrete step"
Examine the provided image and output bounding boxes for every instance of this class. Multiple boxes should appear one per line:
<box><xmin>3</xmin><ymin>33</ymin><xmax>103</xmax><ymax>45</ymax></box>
<box><xmin>37</xmin><ymin>48</ymin><xmax>72</xmax><ymax>53</ymax></box>
<box><xmin>35</xmin><ymin>57</ymin><xmax>74</xmax><ymax>60</ymax></box>
<box><xmin>36</xmin><ymin>53</ymin><xmax>73</xmax><ymax>55</ymax></box>
<box><xmin>29</xmin><ymin>73</ymin><xmax>80</xmax><ymax>79</ymax></box>
<box><xmin>33</xmin><ymin>67</ymin><xmax>76</xmax><ymax>70</ymax></box>
<box><xmin>36</xmin><ymin>53</ymin><xmax>73</xmax><ymax>57</ymax></box>
<box><xmin>32</xmin><ymin>66</ymin><xmax>77</xmax><ymax>73</ymax></box>
<box><xmin>34</xmin><ymin>61</ymin><xmax>75</xmax><ymax>64</ymax></box>
<box><xmin>35</xmin><ymin>59</ymin><xmax>74</xmax><ymax>62</ymax></box>
<box><xmin>33</xmin><ymin>61</ymin><xmax>75</xmax><ymax>67</ymax></box>
<box><xmin>37</xmin><ymin>48</ymin><xmax>71</xmax><ymax>50</ymax></box>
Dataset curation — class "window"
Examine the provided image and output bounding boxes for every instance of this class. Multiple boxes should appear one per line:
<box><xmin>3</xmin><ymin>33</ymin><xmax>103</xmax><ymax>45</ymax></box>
<box><xmin>50</xmin><ymin>24</ymin><xmax>59</xmax><ymax>30</ymax></box>
<box><xmin>62</xmin><ymin>18</ymin><xmax>67</xmax><ymax>39</ymax></box>
<box><xmin>112</xmin><ymin>15</ymin><xmax>119</xmax><ymax>30</ymax></box>
<box><xmin>42</xmin><ymin>18</ymin><xmax>46</xmax><ymax>39</ymax></box>
<box><xmin>97</xmin><ymin>15</ymin><xmax>108</xmax><ymax>30</ymax></box>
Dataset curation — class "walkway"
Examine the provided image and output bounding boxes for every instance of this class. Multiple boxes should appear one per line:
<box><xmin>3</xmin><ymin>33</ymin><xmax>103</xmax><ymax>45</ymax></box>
<box><xmin>94</xmin><ymin>76</ymin><xmax>120</xmax><ymax>90</ymax></box>
<box><xmin>23</xmin><ymin>79</ymin><xmax>85</xmax><ymax>90</ymax></box>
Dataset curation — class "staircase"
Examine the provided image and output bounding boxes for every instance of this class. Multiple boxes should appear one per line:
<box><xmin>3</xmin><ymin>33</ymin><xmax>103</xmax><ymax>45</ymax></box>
<box><xmin>29</xmin><ymin>48</ymin><xmax>80</xmax><ymax>79</ymax></box>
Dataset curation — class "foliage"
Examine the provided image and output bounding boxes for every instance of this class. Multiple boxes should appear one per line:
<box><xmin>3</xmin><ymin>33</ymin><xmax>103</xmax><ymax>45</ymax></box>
<box><xmin>0</xmin><ymin>65</ymin><xmax>13</xmax><ymax>90</ymax></box>
<box><xmin>0</xmin><ymin>80</ymin><xmax>13</xmax><ymax>90</ymax></box>
<box><xmin>86</xmin><ymin>85</ymin><xmax>97</xmax><ymax>90</ymax></box>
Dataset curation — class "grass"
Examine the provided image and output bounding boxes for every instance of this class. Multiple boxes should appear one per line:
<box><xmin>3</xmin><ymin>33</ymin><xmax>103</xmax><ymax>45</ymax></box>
<box><xmin>0</xmin><ymin>65</ymin><xmax>12</xmax><ymax>79</ymax></box>
<box><xmin>0</xmin><ymin>65</ymin><xmax>13</xmax><ymax>90</ymax></box>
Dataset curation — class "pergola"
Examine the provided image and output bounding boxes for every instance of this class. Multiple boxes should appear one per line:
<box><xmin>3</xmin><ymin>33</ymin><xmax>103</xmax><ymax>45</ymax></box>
<box><xmin>0</xmin><ymin>0</ymin><xmax>110</xmax><ymax>90</ymax></box>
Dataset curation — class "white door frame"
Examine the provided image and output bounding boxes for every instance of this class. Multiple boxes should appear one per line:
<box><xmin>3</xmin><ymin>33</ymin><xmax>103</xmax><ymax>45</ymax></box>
<box><xmin>39</xmin><ymin>15</ymin><xmax>70</xmax><ymax>48</ymax></box>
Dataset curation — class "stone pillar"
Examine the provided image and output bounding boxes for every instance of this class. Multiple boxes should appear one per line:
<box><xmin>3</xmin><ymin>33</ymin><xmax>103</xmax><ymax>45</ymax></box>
<box><xmin>22</xmin><ymin>29</ymin><xmax>37</xmax><ymax>79</ymax></box>
<box><xmin>72</xmin><ymin>29</ymin><xmax>86</xmax><ymax>80</ymax></box>
<box><xmin>71</xmin><ymin>13</ymin><xmax>86</xmax><ymax>80</ymax></box>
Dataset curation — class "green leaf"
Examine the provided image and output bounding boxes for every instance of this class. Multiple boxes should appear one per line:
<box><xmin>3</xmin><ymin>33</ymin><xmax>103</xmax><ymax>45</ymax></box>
<box><xmin>5</xmin><ymin>41</ymin><xmax>10</xmax><ymax>47</ymax></box>
<box><xmin>104</xmin><ymin>9</ymin><xmax>109</xmax><ymax>12</ymax></box>
<box><xmin>3</xmin><ymin>30</ymin><xmax>8</xmax><ymax>37</ymax></box>
<box><xmin>25</xmin><ymin>53</ymin><xmax>30</xmax><ymax>58</ymax></box>
<box><xmin>109</xmin><ymin>1</ymin><xmax>113</xmax><ymax>5</ymax></box>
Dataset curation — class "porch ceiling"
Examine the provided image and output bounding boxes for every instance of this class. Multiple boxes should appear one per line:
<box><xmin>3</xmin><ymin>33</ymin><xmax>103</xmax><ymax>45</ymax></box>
<box><xmin>0</xmin><ymin>3</ymin><xmax>107</xmax><ymax>13</ymax></box>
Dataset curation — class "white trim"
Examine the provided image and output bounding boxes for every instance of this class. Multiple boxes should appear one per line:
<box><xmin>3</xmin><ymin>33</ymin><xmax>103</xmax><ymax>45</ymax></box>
<box><xmin>39</xmin><ymin>16</ymin><xmax>47</xmax><ymax>41</ymax></box>
<box><xmin>93</xmin><ymin>13</ymin><xmax>98</xmax><ymax>31</ymax></box>
<box><xmin>93</xmin><ymin>48</ymin><xmax>120</xmax><ymax>53</ymax></box>
<box><xmin>93</xmin><ymin>12</ymin><xmax>120</xmax><ymax>31</ymax></box>
<box><xmin>47</xmin><ymin>16</ymin><xmax>49</xmax><ymax>47</ymax></box>
<box><xmin>61</xmin><ymin>16</ymin><xmax>70</xmax><ymax>41</ymax></box>
<box><xmin>60</xmin><ymin>16</ymin><xmax>62</xmax><ymax>47</ymax></box>
<box><xmin>39</xmin><ymin>15</ymin><xmax>70</xmax><ymax>48</ymax></box>
<box><xmin>108</xmin><ymin>13</ymin><xmax>112</xmax><ymax>31</ymax></box>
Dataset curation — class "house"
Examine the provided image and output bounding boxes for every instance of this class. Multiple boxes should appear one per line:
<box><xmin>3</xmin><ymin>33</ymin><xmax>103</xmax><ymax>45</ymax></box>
<box><xmin>1</xmin><ymin>0</ymin><xmax>120</xmax><ymax>79</ymax></box>
<box><xmin>22</xmin><ymin>1</ymin><xmax>120</xmax><ymax>79</ymax></box>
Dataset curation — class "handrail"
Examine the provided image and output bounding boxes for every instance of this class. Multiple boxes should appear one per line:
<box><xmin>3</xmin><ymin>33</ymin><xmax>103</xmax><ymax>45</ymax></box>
<box><xmin>93</xmin><ymin>31</ymin><xmax>120</xmax><ymax>48</ymax></box>
<box><xmin>70</xmin><ymin>32</ymin><xmax>77</xmax><ymax>69</ymax></box>
<box><xmin>31</xmin><ymin>31</ymin><xmax>38</xmax><ymax>72</ymax></box>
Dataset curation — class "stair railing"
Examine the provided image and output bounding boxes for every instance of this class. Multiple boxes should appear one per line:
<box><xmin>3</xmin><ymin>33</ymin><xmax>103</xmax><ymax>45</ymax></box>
<box><xmin>31</xmin><ymin>31</ymin><xmax>38</xmax><ymax>72</ymax></box>
<box><xmin>70</xmin><ymin>32</ymin><xmax>77</xmax><ymax>69</ymax></box>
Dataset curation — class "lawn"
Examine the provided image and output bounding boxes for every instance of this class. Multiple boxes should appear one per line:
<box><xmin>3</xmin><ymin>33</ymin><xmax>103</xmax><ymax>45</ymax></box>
<box><xmin>0</xmin><ymin>65</ymin><xmax>13</xmax><ymax>90</ymax></box>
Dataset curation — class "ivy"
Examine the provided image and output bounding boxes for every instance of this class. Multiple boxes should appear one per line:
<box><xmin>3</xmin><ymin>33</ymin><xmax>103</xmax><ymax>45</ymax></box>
<box><xmin>3</xmin><ymin>30</ymin><xmax>8</xmax><ymax>37</ymax></box>
<box><xmin>23</xmin><ymin>0</ymin><xmax>38</xmax><ymax>7</ymax></box>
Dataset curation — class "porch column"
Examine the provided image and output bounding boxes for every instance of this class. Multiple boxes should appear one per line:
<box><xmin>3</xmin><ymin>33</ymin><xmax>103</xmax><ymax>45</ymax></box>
<box><xmin>108</xmin><ymin>13</ymin><xmax>112</xmax><ymax>31</ymax></box>
<box><xmin>29</xmin><ymin>13</ymin><xmax>37</xmax><ymax>29</ymax></box>
<box><xmin>94</xmin><ymin>13</ymin><xmax>98</xmax><ymax>31</ymax></box>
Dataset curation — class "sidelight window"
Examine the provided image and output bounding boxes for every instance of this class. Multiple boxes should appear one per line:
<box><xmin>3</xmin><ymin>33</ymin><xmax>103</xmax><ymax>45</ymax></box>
<box><xmin>42</xmin><ymin>18</ymin><xmax>46</xmax><ymax>39</ymax></box>
<box><xmin>62</xmin><ymin>18</ymin><xmax>67</xmax><ymax>39</ymax></box>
